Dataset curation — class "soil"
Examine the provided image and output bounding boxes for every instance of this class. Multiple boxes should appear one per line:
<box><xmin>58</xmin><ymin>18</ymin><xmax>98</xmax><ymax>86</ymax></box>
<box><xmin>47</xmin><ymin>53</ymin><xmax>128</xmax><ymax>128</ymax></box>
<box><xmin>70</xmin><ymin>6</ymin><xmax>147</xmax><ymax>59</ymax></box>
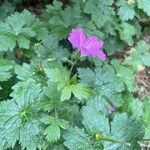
<box><xmin>136</xmin><ymin>67</ymin><xmax>150</xmax><ymax>98</ymax></box>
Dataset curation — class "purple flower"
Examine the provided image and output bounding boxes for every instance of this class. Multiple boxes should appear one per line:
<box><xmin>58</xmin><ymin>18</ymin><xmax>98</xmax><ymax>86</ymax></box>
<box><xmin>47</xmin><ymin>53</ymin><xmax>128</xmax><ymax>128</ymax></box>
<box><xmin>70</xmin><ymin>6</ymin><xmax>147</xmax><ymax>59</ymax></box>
<box><xmin>68</xmin><ymin>28</ymin><xmax>106</xmax><ymax>60</ymax></box>
<box><xmin>108</xmin><ymin>105</ymin><xmax>116</xmax><ymax>114</ymax></box>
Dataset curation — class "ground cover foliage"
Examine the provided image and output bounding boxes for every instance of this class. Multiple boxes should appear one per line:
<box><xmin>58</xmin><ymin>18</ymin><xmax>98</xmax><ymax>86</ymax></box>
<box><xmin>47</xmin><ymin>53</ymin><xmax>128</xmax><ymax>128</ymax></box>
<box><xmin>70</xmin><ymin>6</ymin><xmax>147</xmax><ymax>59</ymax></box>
<box><xmin>0</xmin><ymin>0</ymin><xmax>150</xmax><ymax>149</ymax></box>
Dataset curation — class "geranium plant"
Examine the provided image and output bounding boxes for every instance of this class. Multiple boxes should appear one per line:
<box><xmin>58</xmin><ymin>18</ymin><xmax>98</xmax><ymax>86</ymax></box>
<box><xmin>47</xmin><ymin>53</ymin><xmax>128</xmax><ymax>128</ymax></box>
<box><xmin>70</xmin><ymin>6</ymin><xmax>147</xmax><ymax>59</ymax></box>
<box><xmin>0</xmin><ymin>0</ymin><xmax>150</xmax><ymax>150</ymax></box>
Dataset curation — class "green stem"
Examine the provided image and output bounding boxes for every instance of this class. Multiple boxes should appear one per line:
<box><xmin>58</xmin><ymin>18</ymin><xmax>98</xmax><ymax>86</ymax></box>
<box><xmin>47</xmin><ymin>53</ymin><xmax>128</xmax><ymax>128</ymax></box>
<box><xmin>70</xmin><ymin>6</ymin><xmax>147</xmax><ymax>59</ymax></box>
<box><xmin>55</xmin><ymin>108</ymin><xmax>58</xmax><ymax>118</ymax></box>
<box><xmin>107</xmin><ymin>138</ymin><xmax>131</xmax><ymax>147</ymax></box>
<box><xmin>69</xmin><ymin>52</ymin><xmax>80</xmax><ymax>77</ymax></box>
<box><xmin>95</xmin><ymin>134</ymin><xmax>131</xmax><ymax>147</ymax></box>
<box><xmin>69</xmin><ymin>58</ymin><xmax>78</xmax><ymax>77</ymax></box>
<box><xmin>61</xmin><ymin>57</ymin><xmax>74</xmax><ymax>65</ymax></box>
<box><xmin>34</xmin><ymin>40</ymin><xmax>44</xmax><ymax>47</ymax></box>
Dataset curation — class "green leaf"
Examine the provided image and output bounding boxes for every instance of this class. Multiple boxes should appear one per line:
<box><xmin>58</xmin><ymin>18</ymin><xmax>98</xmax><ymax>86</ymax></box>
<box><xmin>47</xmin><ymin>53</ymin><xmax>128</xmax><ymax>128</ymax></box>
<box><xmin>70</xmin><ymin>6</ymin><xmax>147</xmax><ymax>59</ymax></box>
<box><xmin>44</xmin><ymin>0</ymin><xmax>81</xmax><ymax>39</ymax></box>
<box><xmin>78</xmin><ymin>66</ymin><xmax>125</xmax><ymax>99</ymax></box>
<box><xmin>63</xmin><ymin>127</ymin><xmax>93</xmax><ymax>150</ymax></box>
<box><xmin>61</xmin><ymin>83</ymin><xmax>92</xmax><ymax>102</ymax></box>
<box><xmin>48</xmin><ymin>144</ymin><xmax>67</xmax><ymax>150</ymax></box>
<box><xmin>40</xmin><ymin>82</ymin><xmax>61</xmax><ymax>112</ymax></box>
<box><xmin>143</xmin><ymin>97</ymin><xmax>150</xmax><ymax>138</ymax></box>
<box><xmin>45</xmin><ymin>67</ymin><xmax>69</xmax><ymax>84</ymax></box>
<box><xmin>105</xmin><ymin>36</ymin><xmax>125</xmax><ymax>55</ymax></box>
<box><xmin>0</xmin><ymin>10</ymin><xmax>36</xmax><ymax>51</ymax></box>
<box><xmin>82</xmin><ymin>95</ymin><xmax>122</xmax><ymax>116</ymax></box>
<box><xmin>0</xmin><ymin>35</ymin><xmax>16</xmax><ymax>51</ymax></box>
<box><xmin>45</xmin><ymin>65</ymin><xmax>92</xmax><ymax>101</ymax></box>
<box><xmin>84</xmin><ymin>0</ymin><xmax>115</xmax><ymax>27</ymax></box>
<box><xmin>15</xmin><ymin>63</ymin><xmax>32</xmax><ymax>81</ymax></box>
<box><xmin>82</xmin><ymin>99</ymin><xmax>110</xmax><ymax>135</ymax></box>
<box><xmin>35</xmin><ymin>34</ymin><xmax>70</xmax><ymax>59</ymax></box>
<box><xmin>59</xmin><ymin>103</ymin><xmax>80</xmax><ymax>124</ymax></box>
<box><xmin>117</xmin><ymin>114</ymin><xmax>144</xmax><ymax>146</ymax></box>
<box><xmin>0</xmin><ymin>0</ymin><xmax>14</xmax><ymax>20</ymax></box>
<box><xmin>44</xmin><ymin>122</ymin><xmax>60</xmax><ymax>143</ymax></box>
<box><xmin>0</xmin><ymin>58</ymin><xmax>15</xmax><ymax>83</ymax></box>
<box><xmin>82</xmin><ymin>103</ymin><xmax>144</xmax><ymax>150</ymax></box>
<box><xmin>56</xmin><ymin>118</ymin><xmax>69</xmax><ymax>130</ymax></box>
<box><xmin>137</xmin><ymin>40</ymin><xmax>150</xmax><ymax>67</ymax></box>
<box><xmin>71</xmin><ymin>83</ymin><xmax>92</xmax><ymax>101</ymax></box>
<box><xmin>42</xmin><ymin>116</ymin><xmax>69</xmax><ymax>142</ymax></box>
<box><xmin>124</xmin><ymin>40</ymin><xmax>150</xmax><ymax>69</ymax></box>
<box><xmin>17</xmin><ymin>35</ymin><xmax>30</xmax><ymax>49</ymax></box>
<box><xmin>35</xmin><ymin>34</ymin><xmax>69</xmax><ymax>58</ymax></box>
<box><xmin>104</xmin><ymin>113</ymin><xmax>145</xmax><ymax>150</ymax></box>
<box><xmin>10</xmin><ymin>79</ymin><xmax>43</xmax><ymax>100</ymax></box>
<box><xmin>111</xmin><ymin>60</ymin><xmax>135</xmax><ymax>92</ymax></box>
<box><xmin>15</xmin><ymin>62</ymin><xmax>46</xmax><ymax>84</ymax></box>
<box><xmin>78</xmin><ymin>68</ymin><xmax>95</xmax><ymax>86</ymax></box>
<box><xmin>138</xmin><ymin>0</ymin><xmax>150</xmax><ymax>16</ymax></box>
<box><xmin>117</xmin><ymin>0</ymin><xmax>135</xmax><ymax>21</ymax></box>
<box><xmin>32</xmin><ymin>20</ymin><xmax>48</xmax><ymax>40</ymax></box>
<box><xmin>141</xmin><ymin>52</ymin><xmax>150</xmax><ymax>66</ymax></box>
<box><xmin>61</xmin><ymin>85</ymin><xmax>72</xmax><ymax>101</ymax></box>
<box><xmin>119</xmin><ymin>22</ymin><xmax>137</xmax><ymax>46</ymax></box>
<box><xmin>39</xmin><ymin>34</ymin><xmax>58</xmax><ymax>49</ymax></box>
<box><xmin>0</xmin><ymin>79</ymin><xmax>44</xmax><ymax>150</ymax></box>
<box><xmin>0</xmin><ymin>10</ymin><xmax>46</xmax><ymax>51</ymax></box>
<box><xmin>131</xmin><ymin>99</ymin><xmax>143</xmax><ymax>117</ymax></box>
<box><xmin>19</xmin><ymin>120</ymin><xmax>43</xmax><ymax>150</ymax></box>
<box><xmin>66</xmin><ymin>111</ymin><xmax>144</xmax><ymax>149</ymax></box>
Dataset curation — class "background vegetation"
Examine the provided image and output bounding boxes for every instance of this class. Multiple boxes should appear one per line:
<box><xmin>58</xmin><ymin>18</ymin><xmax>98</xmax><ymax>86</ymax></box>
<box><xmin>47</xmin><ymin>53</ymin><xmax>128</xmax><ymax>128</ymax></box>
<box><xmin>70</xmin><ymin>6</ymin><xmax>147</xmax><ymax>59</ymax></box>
<box><xmin>0</xmin><ymin>0</ymin><xmax>150</xmax><ymax>149</ymax></box>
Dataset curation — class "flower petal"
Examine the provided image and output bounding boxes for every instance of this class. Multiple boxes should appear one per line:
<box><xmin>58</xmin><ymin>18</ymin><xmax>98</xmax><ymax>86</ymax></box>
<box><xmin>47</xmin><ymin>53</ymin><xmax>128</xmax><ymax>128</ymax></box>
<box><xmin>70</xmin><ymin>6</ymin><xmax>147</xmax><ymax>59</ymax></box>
<box><xmin>96</xmin><ymin>50</ymin><xmax>106</xmax><ymax>61</ymax></box>
<box><xmin>68</xmin><ymin>28</ymin><xmax>106</xmax><ymax>61</ymax></box>
<box><xmin>83</xmin><ymin>36</ymin><xmax>104</xmax><ymax>51</ymax></box>
<box><xmin>68</xmin><ymin>28</ymin><xmax>86</xmax><ymax>49</ymax></box>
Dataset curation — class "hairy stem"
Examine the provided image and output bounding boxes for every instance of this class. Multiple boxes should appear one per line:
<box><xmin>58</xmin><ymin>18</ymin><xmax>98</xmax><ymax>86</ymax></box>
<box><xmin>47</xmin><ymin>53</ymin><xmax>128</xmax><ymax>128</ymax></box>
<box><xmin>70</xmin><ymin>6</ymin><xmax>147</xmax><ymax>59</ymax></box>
<box><xmin>69</xmin><ymin>58</ymin><xmax>78</xmax><ymax>77</ymax></box>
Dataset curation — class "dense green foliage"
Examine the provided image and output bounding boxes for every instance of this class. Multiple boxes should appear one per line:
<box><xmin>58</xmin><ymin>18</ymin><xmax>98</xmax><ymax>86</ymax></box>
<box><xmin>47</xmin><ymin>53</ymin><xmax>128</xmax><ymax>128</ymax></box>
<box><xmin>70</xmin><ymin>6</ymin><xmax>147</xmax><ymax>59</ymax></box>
<box><xmin>0</xmin><ymin>0</ymin><xmax>150</xmax><ymax>149</ymax></box>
